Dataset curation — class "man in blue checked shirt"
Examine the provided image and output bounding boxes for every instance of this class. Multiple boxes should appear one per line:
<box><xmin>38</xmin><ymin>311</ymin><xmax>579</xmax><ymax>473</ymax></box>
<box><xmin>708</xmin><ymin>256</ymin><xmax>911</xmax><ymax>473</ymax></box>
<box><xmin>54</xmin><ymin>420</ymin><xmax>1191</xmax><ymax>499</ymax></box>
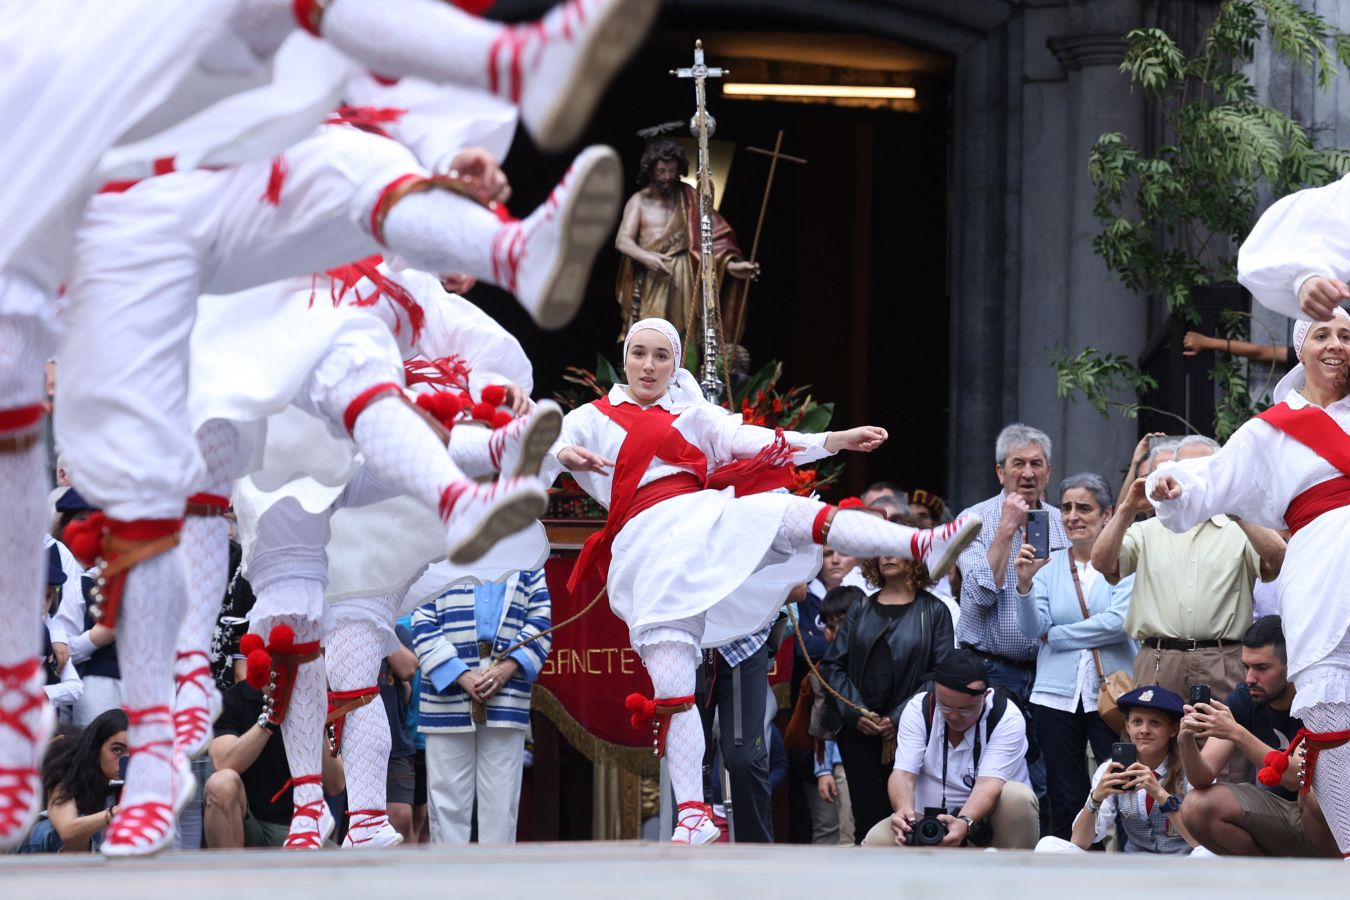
<box><xmin>955</xmin><ymin>423</ymin><xmax>1067</xmax><ymax>807</ymax></box>
<box><xmin>697</xmin><ymin>621</ymin><xmax>779</xmax><ymax>843</ymax></box>
<box><xmin>411</xmin><ymin>567</ymin><xmax>552</xmax><ymax>844</ymax></box>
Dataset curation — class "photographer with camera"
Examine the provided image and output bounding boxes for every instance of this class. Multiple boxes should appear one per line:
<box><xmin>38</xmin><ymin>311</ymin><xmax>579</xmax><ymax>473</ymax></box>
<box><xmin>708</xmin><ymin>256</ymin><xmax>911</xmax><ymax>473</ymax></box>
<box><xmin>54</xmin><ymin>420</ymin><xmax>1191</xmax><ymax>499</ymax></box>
<box><xmin>1177</xmin><ymin>616</ymin><xmax>1338</xmax><ymax>857</ymax></box>
<box><xmin>861</xmin><ymin>650</ymin><xmax>1038</xmax><ymax>849</ymax></box>
<box><xmin>1037</xmin><ymin>685</ymin><xmax>1195</xmax><ymax>854</ymax></box>
<box><xmin>40</xmin><ymin>709</ymin><xmax>128</xmax><ymax>853</ymax></box>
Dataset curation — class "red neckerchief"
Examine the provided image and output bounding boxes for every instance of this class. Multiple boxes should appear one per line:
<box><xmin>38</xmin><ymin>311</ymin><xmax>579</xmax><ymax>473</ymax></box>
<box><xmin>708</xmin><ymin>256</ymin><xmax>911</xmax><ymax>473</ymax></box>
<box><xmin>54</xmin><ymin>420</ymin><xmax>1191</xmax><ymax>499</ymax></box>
<box><xmin>566</xmin><ymin>397</ymin><xmax>707</xmax><ymax>593</ymax></box>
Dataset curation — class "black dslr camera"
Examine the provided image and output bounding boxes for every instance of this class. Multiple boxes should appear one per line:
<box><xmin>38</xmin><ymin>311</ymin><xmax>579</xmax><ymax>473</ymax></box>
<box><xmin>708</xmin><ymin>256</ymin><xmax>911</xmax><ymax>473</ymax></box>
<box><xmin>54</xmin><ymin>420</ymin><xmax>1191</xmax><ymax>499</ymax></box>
<box><xmin>905</xmin><ymin>807</ymin><xmax>949</xmax><ymax>846</ymax></box>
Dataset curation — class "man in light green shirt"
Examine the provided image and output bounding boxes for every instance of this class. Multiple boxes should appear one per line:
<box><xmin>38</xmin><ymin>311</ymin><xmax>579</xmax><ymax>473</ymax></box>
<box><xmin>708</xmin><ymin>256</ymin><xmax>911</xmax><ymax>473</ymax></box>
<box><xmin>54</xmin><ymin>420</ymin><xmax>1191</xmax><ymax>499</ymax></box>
<box><xmin>1094</xmin><ymin>437</ymin><xmax>1285</xmax><ymax>702</ymax></box>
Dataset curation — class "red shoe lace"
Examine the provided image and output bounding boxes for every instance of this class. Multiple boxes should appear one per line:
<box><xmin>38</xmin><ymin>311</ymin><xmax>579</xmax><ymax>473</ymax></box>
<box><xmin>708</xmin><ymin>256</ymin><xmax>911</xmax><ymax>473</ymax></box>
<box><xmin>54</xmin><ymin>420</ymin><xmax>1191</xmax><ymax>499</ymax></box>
<box><xmin>104</xmin><ymin>800</ymin><xmax>176</xmax><ymax>849</ymax></box>
<box><xmin>173</xmin><ymin>651</ymin><xmax>216</xmax><ymax>745</ymax></box>
<box><xmin>345</xmin><ymin>808</ymin><xmax>390</xmax><ymax>844</ymax></box>
<box><xmin>104</xmin><ymin>705</ymin><xmax>178</xmax><ymax>850</ymax></box>
<box><xmin>0</xmin><ymin>659</ymin><xmax>44</xmax><ymax>838</ymax></box>
<box><xmin>274</xmin><ymin>774</ymin><xmax>327</xmax><ymax>848</ymax></box>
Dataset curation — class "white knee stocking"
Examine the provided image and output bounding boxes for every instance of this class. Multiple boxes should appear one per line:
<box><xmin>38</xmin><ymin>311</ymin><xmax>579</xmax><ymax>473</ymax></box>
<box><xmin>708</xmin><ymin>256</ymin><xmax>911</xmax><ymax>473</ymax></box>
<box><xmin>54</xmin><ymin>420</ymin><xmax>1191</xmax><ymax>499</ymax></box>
<box><xmin>322</xmin><ymin>0</ymin><xmax>503</xmax><ymax>91</ymax></box>
<box><xmin>446</xmin><ymin>424</ymin><xmax>496</xmax><ymax>479</ymax></box>
<box><xmin>178</xmin><ymin>420</ymin><xmax>245</xmax><ymax>672</ymax></box>
<box><xmin>776</xmin><ymin>499</ymin><xmax>920</xmax><ymax>561</ymax></box>
<box><xmin>1303</xmin><ymin>702</ymin><xmax>1350</xmax><ymax>854</ymax></box>
<box><xmin>639</xmin><ymin>640</ymin><xmax>703</xmax><ymax>807</ymax></box>
<box><xmin>343</xmin><ymin>393</ymin><xmax>469</xmax><ymax>519</ymax></box>
<box><xmin>0</xmin><ymin>313</ymin><xmax>48</xmax><ymax>672</ymax></box>
<box><xmin>118</xmin><ymin>549</ymin><xmax>188</xmax><ymax>807</ymax></box>
<box><xmin>326</xmin><ymin>619</ymin><xmax>391</xmax><ymax>815</ymax></box>
<box><xmin>380</xmin><ymin>190</ymin><xmax>502</xmax><ymax>286</ymax></box>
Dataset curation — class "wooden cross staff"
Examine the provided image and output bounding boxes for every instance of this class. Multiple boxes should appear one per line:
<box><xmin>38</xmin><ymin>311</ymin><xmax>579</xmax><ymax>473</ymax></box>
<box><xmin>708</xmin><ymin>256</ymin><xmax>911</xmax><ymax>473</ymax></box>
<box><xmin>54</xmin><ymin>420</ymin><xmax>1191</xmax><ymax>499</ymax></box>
<box><xmin>734</xmin><ymin>133</ymin><xmax>804</xmax><ymax>341</ymax></box>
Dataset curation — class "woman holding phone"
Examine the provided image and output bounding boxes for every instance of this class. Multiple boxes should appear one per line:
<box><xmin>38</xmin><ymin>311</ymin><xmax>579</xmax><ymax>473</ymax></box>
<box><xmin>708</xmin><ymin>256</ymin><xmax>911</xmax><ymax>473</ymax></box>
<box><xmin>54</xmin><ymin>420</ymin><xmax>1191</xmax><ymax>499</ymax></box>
<box><xmin>1013</xmin><ymin>473</ymin><xmax>1138</xmax><ymax>840</ymax></box>
<box><xmin>1036</xmin><ymin>686</ymin><xmax>1196</xmax><ymax>853</ymax></box>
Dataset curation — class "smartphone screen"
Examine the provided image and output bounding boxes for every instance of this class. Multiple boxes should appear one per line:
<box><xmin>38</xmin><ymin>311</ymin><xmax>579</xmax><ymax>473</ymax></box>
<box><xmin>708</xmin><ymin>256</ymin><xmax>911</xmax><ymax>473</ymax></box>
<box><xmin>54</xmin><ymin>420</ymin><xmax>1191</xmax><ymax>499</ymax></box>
<box><xmin>1025</xmin><ymin>509</ymin><xmax>1050</xmax><ymax>559</ymax></box>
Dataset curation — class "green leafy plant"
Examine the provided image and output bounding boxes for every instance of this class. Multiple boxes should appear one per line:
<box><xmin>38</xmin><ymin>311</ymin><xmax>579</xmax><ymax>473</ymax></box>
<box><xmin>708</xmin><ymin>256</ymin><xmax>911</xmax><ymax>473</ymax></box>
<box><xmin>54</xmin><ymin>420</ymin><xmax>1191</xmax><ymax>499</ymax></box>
<box><xmin>1059</xmin><ymin>1</ymin><xmax>1350</xmax><ymax>434</ymax></box>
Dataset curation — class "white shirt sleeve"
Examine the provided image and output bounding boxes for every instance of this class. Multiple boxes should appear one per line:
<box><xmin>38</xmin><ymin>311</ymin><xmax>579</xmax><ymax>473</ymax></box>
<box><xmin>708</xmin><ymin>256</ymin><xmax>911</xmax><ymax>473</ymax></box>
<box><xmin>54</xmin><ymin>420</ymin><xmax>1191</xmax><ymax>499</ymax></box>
<box><xmin>1087</xmin><ymin>761</ymin><xmax>1117</xmax><ymax>845</ymax></box>
<box><xmin>51</xmin><ymin>568</ymin><xmax>87</xmax><ymax>649</ymax></box>
<box><xmin>43</xmin><ymin>659</ymin><xmax>84</xmax><ymax>708</ymax></box>
<box><xmin>893</xmin><ymin>694</ymin><xmax>929</xmax><ymax>774</ymax></box>
<box><xmin>979</xmin><ymin>698</ymin><xmax>1030</xmax><ymax>784</ymax></box>
<box><xmin>1238</xmin><ymin>173</ymin><xmax>1350</xmax><ymax>319</ymax></box>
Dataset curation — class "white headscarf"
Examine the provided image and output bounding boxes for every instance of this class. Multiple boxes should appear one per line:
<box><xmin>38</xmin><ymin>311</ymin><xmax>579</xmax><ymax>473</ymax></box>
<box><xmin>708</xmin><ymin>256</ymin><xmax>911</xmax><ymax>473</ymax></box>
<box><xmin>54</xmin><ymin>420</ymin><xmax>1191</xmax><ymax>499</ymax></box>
<box><xmin>1273</xmin><ymin>306</ymin><xmax>1350</xmax><ymax>402</ymax></box>
<box><xmin>622</xmin><ymin>317</ymin><xmax>705</xmax><ymax>408</ymax></box>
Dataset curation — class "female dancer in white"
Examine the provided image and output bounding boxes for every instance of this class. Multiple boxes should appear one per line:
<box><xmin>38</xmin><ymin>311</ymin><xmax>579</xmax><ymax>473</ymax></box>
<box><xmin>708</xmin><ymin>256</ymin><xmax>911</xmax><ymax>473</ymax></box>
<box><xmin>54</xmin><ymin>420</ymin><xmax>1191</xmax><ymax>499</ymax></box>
<box><xmin>1148</xmin><ymin>309</ymin><xmax>1350</xmax><ymax>857</ymax></box>
<box><xmin>542</xmin><ymin>317</ymin><xmax>981</xmax><ymax>843</ymax></box>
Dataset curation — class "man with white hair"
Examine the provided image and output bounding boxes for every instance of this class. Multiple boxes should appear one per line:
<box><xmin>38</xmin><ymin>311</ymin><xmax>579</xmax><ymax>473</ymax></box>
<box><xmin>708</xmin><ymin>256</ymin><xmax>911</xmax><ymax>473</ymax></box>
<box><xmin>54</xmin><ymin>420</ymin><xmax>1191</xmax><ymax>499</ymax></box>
<box><xmin>1093</xmin><ymin>435</ymin><xmax>1287</xmax><ymax>701</ymax></box>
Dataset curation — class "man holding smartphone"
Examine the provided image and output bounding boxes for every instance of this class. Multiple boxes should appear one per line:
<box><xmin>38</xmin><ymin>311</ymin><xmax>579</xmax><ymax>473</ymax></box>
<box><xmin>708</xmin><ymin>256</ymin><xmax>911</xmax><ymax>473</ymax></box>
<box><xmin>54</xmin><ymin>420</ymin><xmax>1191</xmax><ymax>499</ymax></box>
<box><xmin>955</xmin><ymin>424</ymin><xmax>1067</xmax><ymax>807</ymax></box>
<box><xmin>1177</xmin><ymin>617</ymin><xmax>1338</xmax><ymax>857</ymax></box>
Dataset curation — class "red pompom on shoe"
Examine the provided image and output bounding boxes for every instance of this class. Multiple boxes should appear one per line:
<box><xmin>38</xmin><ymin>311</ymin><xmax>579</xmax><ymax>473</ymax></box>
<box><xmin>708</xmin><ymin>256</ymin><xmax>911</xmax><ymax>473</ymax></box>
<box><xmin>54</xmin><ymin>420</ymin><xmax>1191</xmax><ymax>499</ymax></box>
<box><xmin>245</xmin><ymin>649</ymin><xmax>272</xmax><ymax>689</ymax></box>
<box><xmin>471</xmin><ymin>401</ymin><xmax>496</xmax><ymax>423</ymax></box>
<box><xmin>269</xmin><ymin>623</ymin><xmax>296</xmax><ymax>653</ymax></box>
<box><xmin>480</xmin><ymin>384</ymin><xmax>507</xmax><ymax>407</ymax></box>
<box><xmin>490</xmin><ymin>410</ymin><xmax>514</xmax><ymax>429</ymax></box>
<box><xmin>239</xmin><ymin>633</ymin><xmax>264</xmax><ymax>657</ymax></box>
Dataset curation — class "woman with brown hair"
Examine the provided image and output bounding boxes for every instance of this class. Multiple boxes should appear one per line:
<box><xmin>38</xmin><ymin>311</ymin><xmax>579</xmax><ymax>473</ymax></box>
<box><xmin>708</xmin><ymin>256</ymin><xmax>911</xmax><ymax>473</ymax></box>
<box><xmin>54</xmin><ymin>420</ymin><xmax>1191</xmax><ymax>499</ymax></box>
<box><xmin>819</xmin><ymin>512</ymin><xmax>956</xmax><ymax>842</ymax></box>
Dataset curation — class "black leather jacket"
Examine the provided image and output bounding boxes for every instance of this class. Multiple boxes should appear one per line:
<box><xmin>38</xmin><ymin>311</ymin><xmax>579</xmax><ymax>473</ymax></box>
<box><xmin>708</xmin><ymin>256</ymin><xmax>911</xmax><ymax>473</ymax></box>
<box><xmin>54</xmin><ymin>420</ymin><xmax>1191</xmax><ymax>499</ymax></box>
<box><xmin>819</xmin><ymin>591</ymin><xmax>954</xmax><ymax>731</ymax></box>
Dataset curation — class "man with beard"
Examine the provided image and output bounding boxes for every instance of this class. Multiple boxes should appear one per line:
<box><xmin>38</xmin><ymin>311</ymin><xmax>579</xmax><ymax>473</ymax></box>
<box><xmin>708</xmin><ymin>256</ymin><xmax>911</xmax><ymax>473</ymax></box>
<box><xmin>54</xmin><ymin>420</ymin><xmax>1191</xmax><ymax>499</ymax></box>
<box><xmin>1176</xmin><ymin>616</ymin><xmax>1337</xmax><ymax>857</ymax></box>
<box><xmin>614</xmin><ymin>138</ymin><xmax>759</xmax><ymax>347</ymax></box>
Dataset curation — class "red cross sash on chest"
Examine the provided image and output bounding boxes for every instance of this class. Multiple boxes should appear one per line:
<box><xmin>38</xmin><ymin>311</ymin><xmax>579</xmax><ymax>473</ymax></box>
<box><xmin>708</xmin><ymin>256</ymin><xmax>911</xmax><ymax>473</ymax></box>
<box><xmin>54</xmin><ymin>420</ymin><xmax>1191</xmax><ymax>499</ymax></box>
<box><xmin>1255</xmin><ymin>402</ymin><xmax>1350</xmax><ymax>535</ymax></box>
<box><xmin>566</xmin><ymin>396</ymin><xmax>797</xmax><ymax>592</ymax></box>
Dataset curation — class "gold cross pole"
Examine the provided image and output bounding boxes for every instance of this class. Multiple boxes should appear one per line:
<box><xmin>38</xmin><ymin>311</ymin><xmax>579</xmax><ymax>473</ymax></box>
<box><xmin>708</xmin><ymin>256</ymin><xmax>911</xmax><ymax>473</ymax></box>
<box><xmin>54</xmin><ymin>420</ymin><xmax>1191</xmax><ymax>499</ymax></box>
<box><xmin>672</xmin><ymin>39</ymin><xmax>730</xmax><ymax>402</ymax></box>
<box><xmin>730</xmin><ymin>132</ymin><xmax>807</xmax><ymax>341</ymax></box>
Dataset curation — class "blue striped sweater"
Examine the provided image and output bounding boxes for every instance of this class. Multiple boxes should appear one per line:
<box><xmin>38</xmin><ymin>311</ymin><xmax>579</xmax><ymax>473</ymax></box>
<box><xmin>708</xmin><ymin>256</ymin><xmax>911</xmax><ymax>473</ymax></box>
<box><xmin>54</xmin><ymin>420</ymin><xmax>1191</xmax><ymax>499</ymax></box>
<box><xmin>411</xmin><ymin>567</ymin><xmax>552</xmax><ymax>733</ymax></box>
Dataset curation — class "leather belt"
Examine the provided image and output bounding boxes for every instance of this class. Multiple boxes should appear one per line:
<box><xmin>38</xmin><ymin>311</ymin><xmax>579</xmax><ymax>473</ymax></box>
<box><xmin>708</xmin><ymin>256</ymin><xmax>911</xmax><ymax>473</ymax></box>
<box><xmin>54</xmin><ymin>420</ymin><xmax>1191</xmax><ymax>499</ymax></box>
<box><xmin>1144</xmin><ymin>637</ymin><xmax>1226</xmax><ymax>652</ymax></box>
<box><xmin>960</xmin><ymin>644</ymin><xmax>1036</xmax><ymax>672</ymax></box>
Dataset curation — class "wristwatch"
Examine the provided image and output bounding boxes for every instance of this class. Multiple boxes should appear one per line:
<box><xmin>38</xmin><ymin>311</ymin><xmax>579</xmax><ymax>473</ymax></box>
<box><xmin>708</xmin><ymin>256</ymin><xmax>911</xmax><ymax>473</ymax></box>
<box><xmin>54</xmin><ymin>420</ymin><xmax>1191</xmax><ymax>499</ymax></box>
<box><xmin>1159</xmin><ymin>794</ymin><xmax>1182</xmax><ymax>814</ymax></box>
<box><xmin>256</xmin><ymin>712</ymin><xmax>276</xmax><ymax>732</ymax></box>
<box><xmin>956</xmin><ymin>815</ymin><xmax>975</xmax><ymax>830</ymax></box>
<box><xmin>1085</xmin><ymin>794</ymin><xmax>1102</xmax><ymax>814</ymax></box>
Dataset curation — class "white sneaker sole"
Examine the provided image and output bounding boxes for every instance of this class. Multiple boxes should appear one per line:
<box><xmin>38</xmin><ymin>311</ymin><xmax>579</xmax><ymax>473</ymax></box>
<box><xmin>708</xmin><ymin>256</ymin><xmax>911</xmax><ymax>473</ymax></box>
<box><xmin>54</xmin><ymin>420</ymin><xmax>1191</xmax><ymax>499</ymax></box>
<box><xmin>527</xmin><ymin>0</ymin><xmax>661</xmax><ymax>152</ymax></box>
<box><xmin>528</xmin><ymin>146</ymin><xmax>623</xmax><ymax>330</ymax></box>
<box><xmin>448</xmin><ymin>487</ymin><xmax>549</xmax><ymax>565</ymax></box>
<box><xmin>672</xmin><ymin>823</ymin><xmax>721</xmax><ymax>846</ymax></box>
<box><xmin>0</xmin><ymin>702</ymin><xmax>55</xmax><ymax>851</ymax></box>
<box><xmin>511</xmin><ymin>401</ymin><xmax>564</xmax><ymax>478</ymax></box>
<box><xmin>926</xmin><ymin>515</ymin><xmax>983</xmax><ymax>579</ymax></box>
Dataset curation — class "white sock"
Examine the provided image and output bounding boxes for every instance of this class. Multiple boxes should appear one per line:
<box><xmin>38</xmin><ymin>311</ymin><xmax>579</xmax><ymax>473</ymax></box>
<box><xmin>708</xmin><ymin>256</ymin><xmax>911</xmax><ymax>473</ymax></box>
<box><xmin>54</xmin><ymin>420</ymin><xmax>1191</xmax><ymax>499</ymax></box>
<box><xmin>823</xmin><ymin>509</ymin><xmax>920</xmax><ymax>561</ymax></box>
<box><xmin>1303</xmin><ymin>702</ymin><xmax>1350</xmax><ymax>854</ymax></box>
<box><xmin>118</xmin><ymin>549</ymin><xmax>188</xmax><ymax>809</ymax></box>
<box><xmin>326</xmin><ymin>618</ymin><xmax>391</xmax><ymax>819</ymax></box>
<box><xmin>447</xmin><ymin>425</ymin><xmax>496</xmax><ymax>479</ymax></box>
<box><xmin>0</xmin><ymin>313</ymin><xmax>47</xmax><ymax>672</ymax></box>
<box><xmin>639</xmin><ymin>640</ymin><xmax>702</xmax><ymax>807</ymax></box>
<box><xmin>335</xmin><ymin>391</ymin><xmax>470</xmax><ymax>519</ymax></box>
<box><xmin>254</xmin><ymin>610</ymin><xmax>326</xmax><ymax>816</ymax></box>
<box><xmin>380</xmin><ymin>189</ymin><xmax>502</xmax><ymax>284</ymax></box>
<box><xmin>177</xmin><ymin>420</ymin><xmax>244</xmax><ymax>678</ymax></box>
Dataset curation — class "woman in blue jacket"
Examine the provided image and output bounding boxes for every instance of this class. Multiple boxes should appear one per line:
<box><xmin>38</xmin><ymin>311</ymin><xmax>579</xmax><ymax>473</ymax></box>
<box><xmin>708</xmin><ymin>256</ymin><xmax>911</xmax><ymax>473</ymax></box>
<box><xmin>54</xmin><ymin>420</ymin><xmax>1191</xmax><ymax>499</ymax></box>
<box><xmin>1014</xmin><ymin>472</ymin><xmax>1137</xmax><ymax>841</ymax></box>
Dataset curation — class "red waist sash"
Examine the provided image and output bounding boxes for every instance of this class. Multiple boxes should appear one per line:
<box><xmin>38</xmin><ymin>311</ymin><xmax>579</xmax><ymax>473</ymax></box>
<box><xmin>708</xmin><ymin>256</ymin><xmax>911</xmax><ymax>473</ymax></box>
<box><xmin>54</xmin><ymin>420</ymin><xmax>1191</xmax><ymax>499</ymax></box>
<box><xmin>1285</xmin><ymin>476</ymin><xmax>1350</xmax><ymax>536</ymax></box>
